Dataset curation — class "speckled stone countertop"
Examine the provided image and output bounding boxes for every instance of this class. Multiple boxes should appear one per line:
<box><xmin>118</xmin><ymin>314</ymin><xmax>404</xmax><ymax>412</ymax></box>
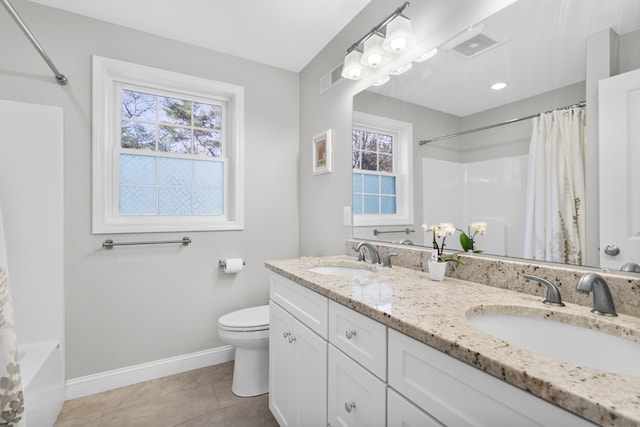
<box><xmin>265</xmin><ymin>255</ymin><xmax>640</xmax><ymax>427</ymax></box>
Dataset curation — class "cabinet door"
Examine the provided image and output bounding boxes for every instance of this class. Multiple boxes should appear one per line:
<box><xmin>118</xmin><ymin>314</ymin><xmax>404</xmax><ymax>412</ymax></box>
<box><xmin>293</xmin><ymin>312</ymin><xmax>328</xmax><ymax>427</ymax></box>
<box><xmin>387</xmin><ymin>388</ymin><xmax>444</xmax><ymax>427</ymax></box>
<box><xmin>328</xmin><ymin>345</ymin><xmax>386</xmax><ymax>427</ymax></box>
<box><xmin>270</xmin><ymin>301</ymin><xmax>328</xmax><ymax>427</ymax></box>
<box><xmin>269</xmin><ymin>302</ymin><xmax>296</xmax><ymax>426</ymax></box>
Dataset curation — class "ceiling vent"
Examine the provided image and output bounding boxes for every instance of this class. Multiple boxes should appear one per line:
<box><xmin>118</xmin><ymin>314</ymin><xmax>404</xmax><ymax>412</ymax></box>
<box><xmin>320</xmin><ymin>62</ymin><xmax>344</xmax><ymax>94</ymax></box>
<box><xmin>442</xmin><ymin>24</ymin><xmax>507</xmax><ymax>59</ymax></box>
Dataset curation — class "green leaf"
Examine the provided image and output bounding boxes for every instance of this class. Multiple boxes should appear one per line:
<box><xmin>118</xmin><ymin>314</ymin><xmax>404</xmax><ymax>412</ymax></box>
<box><xmin>459</xmin><ymin>232</ymin><xmax>472</xmax><ymax>252</ymax></box>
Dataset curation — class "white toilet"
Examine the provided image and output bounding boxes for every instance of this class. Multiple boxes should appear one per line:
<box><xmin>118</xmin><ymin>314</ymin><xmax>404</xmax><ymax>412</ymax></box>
<box><xmin>218</xmin><ymin>305</ymin><xmax>270</xmax><ymax>397</ymax></box>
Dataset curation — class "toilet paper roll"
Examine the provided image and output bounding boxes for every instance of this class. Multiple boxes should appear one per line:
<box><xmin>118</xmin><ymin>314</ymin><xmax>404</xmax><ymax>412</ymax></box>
<box><xmin>223</xmin><ymin>258</ymin><xmax>244</xmax><ymax>274</ymax></box>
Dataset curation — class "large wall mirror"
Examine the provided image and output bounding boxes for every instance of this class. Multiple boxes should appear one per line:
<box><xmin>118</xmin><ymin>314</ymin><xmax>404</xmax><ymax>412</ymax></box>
<box><xmin>352</xmin><ymin>0</ymin><xmax>640</xmax><ymax>273</ymax></box>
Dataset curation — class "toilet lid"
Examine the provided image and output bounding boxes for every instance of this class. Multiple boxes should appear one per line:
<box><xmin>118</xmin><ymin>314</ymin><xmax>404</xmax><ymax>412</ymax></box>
<box><xmin>219</xmin><ymin>305</ymin><xmax>270</xmax><ymax>330</ymax></box>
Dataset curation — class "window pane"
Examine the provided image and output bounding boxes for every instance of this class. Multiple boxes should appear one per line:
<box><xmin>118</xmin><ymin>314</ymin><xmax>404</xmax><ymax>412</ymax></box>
<box><xmin>159</xmin><ymin>97</ymin><xmax>191</xmax><ymax>125</ymax></box>
<box><xmin>121</xmin><ymin>121</ymin><xmax>156</xmax><ymax>150</ymax></box>
<box><xmin>364</xmin><ymin>195</ymin><xmax>379</xmax><ymax>214</ymax></box>
<box><xmin>194</xmin><ymin>189</ymin><xmax>223</xmax><ymax>215</ymax></box>
<box><xmin>120</xmin><ymin>154</ymin><xmax>156</xmax><ymax>185</ymax></box>
<box><xmin>352</xmin><ymin>173</ymin><xmax>363</xmax><ymax>192</ymax></box>
<box><xmin>159</xmin><ymin>125</ymin><xmax>192</xmax><ymax>153</ymax></box>
<box><xmin>194</xmin><ymin>103</ymin><xmax>222</xmax><ymax>129</ymax></box>
<box><xmin>159</xmin><ymin>187</ymin><xmax>192</xmax><ymax>215</ymax></box>
<box><xmin>352</xmin><ymin>150</ymin><xmax>361</xmax><ymax>169</ymax></box>
<box><xmin>381</xmin><ymin>176</ymin><xmax>396</xmax><ymax>195</ymax></box>
<box><xmin>120</xmin><ymin>186</ymin><xmax>157</xmax><ymax>215</ymax></box>
<box><xmin>352</xmin><ymin>129</ymin><xmax>365</xmax><ymax>150</ymax></box>
<box><xmin>361</xmin><ymin>152</ymin><xmax>377</xmax><ymax>171</ymax></box>
<box><xmin>121</xmin><ymin>90</ymin><xmax>156</xmax><ymax>121</ymax></box>
<box><xmin>381</xmin><ymin>196</ymin><xmax>396</xmax><ymax>214</ymax></box>
<box><xmin>378</xmin><ymin>134</ymin><xmax>393</xmax><ymax>153</ymax></box>
<box><xmin>158</xmin><ymin>158</ymin><xmax>191</xmax><ymax>186</ymax></box>
<box><xmin>363</xmin><ymin>132</ymin><xmax>378</xmax><ymax>151</ymax></box>
<box><xmin>194</xmin><ymin>160</ymin><xmax>223</xmax><ymax>187</ymax></box>
<box><xmin>363</xmin><ymin>174</ymin><xmax>379</xmax><ymax>194</ymax></box>
<box><xmin>353</xmin><ymin>194</ymin><xmax>362</xmax><ymax>215</ymax></box>
<box><xmin>378</xmin><ymin>154</ymin><xmax>393</xmax><ymax>173</ymax></box>
<box><xmin>194</xmin><ymin>130</ymin><xmax>222</xmax><ymax>157</ymax></box>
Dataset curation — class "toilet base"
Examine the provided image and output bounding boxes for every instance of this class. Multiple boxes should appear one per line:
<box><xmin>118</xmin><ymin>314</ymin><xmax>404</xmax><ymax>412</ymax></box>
<box><xmin>232</xmin><ymin>346</ymin><xmax>269</xmax><ymax>397</ymax></box>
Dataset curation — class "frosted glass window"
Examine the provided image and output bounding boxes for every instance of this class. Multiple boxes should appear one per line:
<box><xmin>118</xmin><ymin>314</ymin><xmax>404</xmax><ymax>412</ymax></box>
<box><xmin>93</xmin><ymin>55</ymin><xmax>244</xmax><ymax>233</ymax></box>
<box><xmin>352</xmin><ymin>124</ymin><xmax>398</xmax><ymax>216</ymax></box>
<box><xmin>116</xmin><ymin>88</ymin><xmax>228</xmax><ymax>218</ymax></box>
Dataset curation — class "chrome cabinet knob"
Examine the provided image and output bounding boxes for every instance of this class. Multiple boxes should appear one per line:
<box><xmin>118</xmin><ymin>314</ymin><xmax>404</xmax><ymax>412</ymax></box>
<box><xmin>345</xmin><ymin>401</ymin><xmax>356</xmax><ymax>413</ymax></box>
<box><xmin>283</xmin><ymin>331</ymin><xmax>290</xmax><ymax>339</ymax></box>
<box><xmin>345</xmin><ymin>328</ymin><xmax>357</xmax><ymax>339</ymax></box>
<box><xmin>604</xmin><ymin>245</ymin><xmax>620</xmax><ymax>256</ymax></box>
<box><xmin>288</xmin><ymin>335</ymin><xmax>296</xmax><ymax>344</ymax></box>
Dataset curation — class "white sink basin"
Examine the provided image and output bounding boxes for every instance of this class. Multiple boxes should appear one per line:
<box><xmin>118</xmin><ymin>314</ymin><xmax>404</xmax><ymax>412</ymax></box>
<box><xmin>468</xmin><ymin>313</ymin><xmax>640</xmax><ymax>377</ymax></box>
<box><xmin>308</xmin><ymin>265</ymin><xmax>373</xmax><ymax>277</ymax></box>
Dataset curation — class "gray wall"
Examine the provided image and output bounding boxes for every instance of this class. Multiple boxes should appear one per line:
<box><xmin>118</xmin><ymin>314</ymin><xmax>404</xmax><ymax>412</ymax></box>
<box><xmin>0</xmin><ymin>0</ymin><xmax>299</xmax><ymax>378</ymax></box>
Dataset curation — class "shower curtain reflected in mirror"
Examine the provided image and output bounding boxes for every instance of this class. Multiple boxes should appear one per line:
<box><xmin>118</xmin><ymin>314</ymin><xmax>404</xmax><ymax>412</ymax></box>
<box><xmin>524</xmin><ymin>106</ymin><xmax>586</xmax><ymax>265</ymax></box>
<box><xmin>0</xmin><ymin>207</ymin><xmax>26</xmax><ymax>426</ymax></box>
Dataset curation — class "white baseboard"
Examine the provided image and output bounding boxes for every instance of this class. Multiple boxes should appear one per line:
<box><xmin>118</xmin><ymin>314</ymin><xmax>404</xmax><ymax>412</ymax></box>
<box><xmin>64</xmin><ymin>345</ymin><xmax>235</xmax><ymax>400</ymax></box>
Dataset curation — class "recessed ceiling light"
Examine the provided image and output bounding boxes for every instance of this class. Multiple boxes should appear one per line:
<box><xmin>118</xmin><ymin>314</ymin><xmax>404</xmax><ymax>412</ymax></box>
<box><xmin>491</xmin><ymin>82</ymin><xmax>508</xmax><ymax>90</ymax></box>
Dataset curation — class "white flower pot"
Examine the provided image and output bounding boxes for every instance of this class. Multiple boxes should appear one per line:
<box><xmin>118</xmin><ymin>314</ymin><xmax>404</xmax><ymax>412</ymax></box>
<box><xmin>428</xmin><ymin>260</ymin><xmax>447</xmax><ymax>281</ymax></box>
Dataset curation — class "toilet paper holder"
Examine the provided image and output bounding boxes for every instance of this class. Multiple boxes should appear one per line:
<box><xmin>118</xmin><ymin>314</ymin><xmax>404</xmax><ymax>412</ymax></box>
<box><xmin>218</xmin><ymin>259</ymin><xmax>246</xmax><ymax>269</ymax></box>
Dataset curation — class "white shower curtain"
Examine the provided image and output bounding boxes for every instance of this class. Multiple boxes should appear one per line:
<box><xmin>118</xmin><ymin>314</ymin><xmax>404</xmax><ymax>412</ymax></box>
<box><xmin>0</xmin><ymin>207</ymin><xmax>26</xmax><ymax>426</ymax></box>
<box><xmin>523</xmin><ymin>106</ymin><xmax>586</xmax><ymax>265</ymax></box>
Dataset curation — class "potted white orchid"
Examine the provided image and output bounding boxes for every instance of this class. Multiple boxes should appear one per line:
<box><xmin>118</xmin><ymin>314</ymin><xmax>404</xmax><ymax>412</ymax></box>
<box><xmin>422</xmin><ymin>222</ymin><xmax>462</xmax><ymax>281</ymax></box>
<box><xmin>458</xmin><ymin>221</ymin><xmax>488</xmax><ymax>253</ymax></box>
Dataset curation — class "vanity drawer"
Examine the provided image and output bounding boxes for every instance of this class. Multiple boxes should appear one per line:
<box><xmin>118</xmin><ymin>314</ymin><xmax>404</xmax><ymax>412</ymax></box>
<box><xmin>387</xmin><ymin>388</ymin><xmax>444</xmax><ymax>427</ymax></box>
<box><xmin>329</xmin><ymin>300</ymin><xmax>387</xmax><ymax>380</ymax></box>
<box><xmin>328</xmin><ymin>344</ymin><xmax>386</xmax><ymax>427</ymax></box>
<box><xmin>388</xmin><ymin>329</ymin><xmax>596</xmax><ymax>427</ymax></box>
<box><xmin>270</xmin><ymin>272</ymin><xmax>328</xmax><ymax>338</ymax></box>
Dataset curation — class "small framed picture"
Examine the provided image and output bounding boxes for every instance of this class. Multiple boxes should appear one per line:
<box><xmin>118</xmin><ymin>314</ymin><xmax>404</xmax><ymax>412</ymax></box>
<box><xmin>312</xmin><ymin>129</ymin><xmax>332</xmax><ymax>175</ymax></box>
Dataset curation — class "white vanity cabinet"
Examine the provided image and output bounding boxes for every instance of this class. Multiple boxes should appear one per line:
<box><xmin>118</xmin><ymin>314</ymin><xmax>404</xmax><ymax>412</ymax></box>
<box><xmin>387</xmin><ymin>329</ymin><xmax>597</xmax><ymax>427</ymax></box>
<box><xmin>269</xmin><ymin>273</ymin><xmax>328</xmax><ymax>427</ymax></box>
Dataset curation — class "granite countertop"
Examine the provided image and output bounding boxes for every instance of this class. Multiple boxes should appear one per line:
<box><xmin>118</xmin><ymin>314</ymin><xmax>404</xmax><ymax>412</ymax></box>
<box><xmin>265</xmin><ymin>255</ymin><xmax>640</xmax><ymax>427</ymax></box>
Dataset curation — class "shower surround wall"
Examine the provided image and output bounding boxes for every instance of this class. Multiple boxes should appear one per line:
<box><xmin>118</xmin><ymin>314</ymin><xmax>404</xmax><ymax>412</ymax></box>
<box><xmin>0</xmin><ymin>100</ymin><xmax>65</xmax><ymax>427</ymax></box>
<box><xmin>422</xmin><ymin>155</ymin><xmax>528</xmax><ymax>258</ymax></box>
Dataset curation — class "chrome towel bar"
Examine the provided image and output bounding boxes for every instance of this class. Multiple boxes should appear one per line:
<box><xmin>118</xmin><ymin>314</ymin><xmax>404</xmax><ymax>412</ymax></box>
<box><xmin>102</xmin><ymin>237</ymin><xmax>191</xmax><ymax>249</ymax></box>
<box><xmin>373</xmin><ymin>228</ymin><xmax>415</xmax><ymax>236</ymax></box>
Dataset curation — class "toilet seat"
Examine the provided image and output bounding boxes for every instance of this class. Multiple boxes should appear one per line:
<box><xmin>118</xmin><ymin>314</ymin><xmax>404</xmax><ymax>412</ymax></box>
<box><xmin>218</xmin><ymin>305</ymin><xmax>270</xmax><ymax>332</ymax></box>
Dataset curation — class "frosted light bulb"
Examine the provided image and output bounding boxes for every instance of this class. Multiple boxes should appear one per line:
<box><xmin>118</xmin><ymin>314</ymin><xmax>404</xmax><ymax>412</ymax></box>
<box><xmin>389</xmin><ymin>37</ymin><xmax>407</xmax><ymax>52</ymax></box>
<box><xmin>367</xmin><ymin>53</ymin><xmax>383</xmax><ymax>67</ymax></box>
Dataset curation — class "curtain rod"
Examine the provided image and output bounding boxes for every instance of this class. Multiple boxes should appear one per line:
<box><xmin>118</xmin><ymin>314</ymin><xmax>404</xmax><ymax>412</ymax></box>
<box><xmin>418</xmin><ymin>101</ymin><xmax>586</xmax><ymax>146</ymax></box>
<box><xmin>1</xmin><ymin>0</ymin><xmax>68</xmax><ymax>85</ymax></box>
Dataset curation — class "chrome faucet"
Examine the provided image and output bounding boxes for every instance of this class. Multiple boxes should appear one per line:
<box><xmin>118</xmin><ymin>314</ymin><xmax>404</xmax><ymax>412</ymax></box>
<box><xmin>575</xmin><ymin>272</ymin><xmax>617</xmax><ymax>316</ymax></box>
<box><xmin>523</xmin><ymin>274</ymin><xmax>565</xmax><ymax>307</ymax></box>
<box><xmin>354</xmin><ymin>242</ymin><xmax>380</xmax><ymax>264</ymax></box>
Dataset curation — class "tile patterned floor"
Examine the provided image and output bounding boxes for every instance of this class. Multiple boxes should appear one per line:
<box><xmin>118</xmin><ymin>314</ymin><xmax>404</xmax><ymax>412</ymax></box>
<box><xmin>54</xmin><ymin>361</ymin><xmax>279</xmax><ymax>427</ymax></box>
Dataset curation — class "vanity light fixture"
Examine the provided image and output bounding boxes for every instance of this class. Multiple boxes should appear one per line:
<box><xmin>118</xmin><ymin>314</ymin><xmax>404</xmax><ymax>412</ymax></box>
<box><xmin>341</xmin><ymin>1</ymin><xmax>414</xmax><ymax>80</ymax></box>
<box><xmin>491</xmin><ymin>82</ymin><xmax>508</xmax><ymax>90</ymax></box>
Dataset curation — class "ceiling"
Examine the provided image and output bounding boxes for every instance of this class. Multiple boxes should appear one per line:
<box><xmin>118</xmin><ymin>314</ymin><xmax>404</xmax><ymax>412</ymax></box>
<box><xmin>367</xmin><ymin>0</ymin><xmax>640</xmax><ymax>117</ymax></box>
<box><xmin>29</xmin><ymin>0</ymin><xmax>371</xmax><ymax>72</ymax></box>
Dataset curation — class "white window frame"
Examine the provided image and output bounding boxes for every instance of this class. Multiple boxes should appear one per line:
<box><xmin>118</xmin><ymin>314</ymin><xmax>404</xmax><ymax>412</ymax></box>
<box><xmin>352</xmin><ymin>111</ymin><xmax>413</xmax><ymax>227</ymax></box>
<box><xmin>92</xmin><ymin>55</ymin><xmax>244</xmax><ymax>233</ymax></box>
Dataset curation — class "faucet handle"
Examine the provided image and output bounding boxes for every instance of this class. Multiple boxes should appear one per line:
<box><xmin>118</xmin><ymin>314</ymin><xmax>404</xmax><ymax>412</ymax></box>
<box><xmin>523</xmin><ymin>274</ymin><xmax>565</xmax><ymax>307</ymax></box>
<box><xmin>382</xmin><ymin>253</ymin><xmax>398</xmax><ymax>267</ymax></box>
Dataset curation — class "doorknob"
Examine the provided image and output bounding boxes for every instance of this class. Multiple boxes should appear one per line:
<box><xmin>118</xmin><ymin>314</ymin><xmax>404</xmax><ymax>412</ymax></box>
<box><xmin>604</xmin><ymin>245</ymin><xmax>620</xmax><ymax>256</ymax></box>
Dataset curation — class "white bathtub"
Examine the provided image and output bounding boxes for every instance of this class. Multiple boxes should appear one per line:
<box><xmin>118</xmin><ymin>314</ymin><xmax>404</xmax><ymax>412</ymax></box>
<box><xmin>18</xmin><ymin>341</ymin><xmax>64</xmax><ymax>427</ymax></box>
